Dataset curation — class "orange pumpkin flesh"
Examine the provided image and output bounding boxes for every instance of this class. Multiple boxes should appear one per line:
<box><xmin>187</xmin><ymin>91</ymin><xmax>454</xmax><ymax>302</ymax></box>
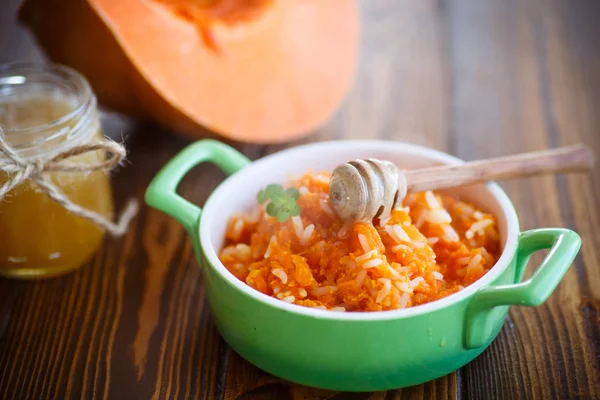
<box><xmin>19</xmin><ymin>0</ymin><xmax>359</xmax><ymax>143</ymax></box>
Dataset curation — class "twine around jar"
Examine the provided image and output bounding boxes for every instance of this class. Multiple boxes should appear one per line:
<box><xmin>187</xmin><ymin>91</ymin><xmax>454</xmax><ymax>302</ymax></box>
<box><xmin>0</xmin><ymin>130</ymin><xmax>138</xmax><ymax>237</ymax></box>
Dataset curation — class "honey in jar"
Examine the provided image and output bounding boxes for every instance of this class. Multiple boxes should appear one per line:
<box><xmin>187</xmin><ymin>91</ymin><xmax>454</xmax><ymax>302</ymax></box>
<box><xmin>0</xmin><ymin>63</ymin><xmax>115</xmax><ymax>279</ymax></box>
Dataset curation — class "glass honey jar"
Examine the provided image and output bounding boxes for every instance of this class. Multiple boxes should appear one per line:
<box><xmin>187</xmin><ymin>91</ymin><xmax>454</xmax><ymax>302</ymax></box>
<box><xmin>0</xmin><ymin>63</ymin><xmax>115</xmax><ymax>279</ymax></box>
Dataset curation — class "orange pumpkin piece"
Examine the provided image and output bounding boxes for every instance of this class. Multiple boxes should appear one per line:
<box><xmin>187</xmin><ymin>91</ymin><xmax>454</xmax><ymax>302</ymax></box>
<box><xmin>18</xmin><ymin>0</ymin><xmax>359</xmax><ymax>144</ymax></box>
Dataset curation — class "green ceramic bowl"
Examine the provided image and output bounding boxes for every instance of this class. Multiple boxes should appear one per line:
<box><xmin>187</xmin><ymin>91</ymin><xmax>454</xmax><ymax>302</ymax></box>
<box><xmin>145</xmin><ymin>139</ymin><xmax>581</xmax><ymax>392</ymax></box>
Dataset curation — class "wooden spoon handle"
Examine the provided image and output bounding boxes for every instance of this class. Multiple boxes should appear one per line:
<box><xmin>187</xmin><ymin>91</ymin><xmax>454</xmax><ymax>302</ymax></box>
<box><xmin>404</xmin><ymin>144</ymin><xmax>595</xmax><ymax>193</ymax></box>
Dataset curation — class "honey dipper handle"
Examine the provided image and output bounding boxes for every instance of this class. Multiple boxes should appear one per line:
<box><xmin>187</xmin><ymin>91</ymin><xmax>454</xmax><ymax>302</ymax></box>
<box><xmin>404</xmin><ymin>144</ymin><xmax>595</xmax><ymax>193</ymax></box>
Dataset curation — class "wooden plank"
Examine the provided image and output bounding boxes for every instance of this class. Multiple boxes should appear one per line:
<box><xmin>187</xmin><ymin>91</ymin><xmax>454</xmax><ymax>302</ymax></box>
<box><xmin>539</xmin><ymin>0</ymin><xmax>600</xmax><ymax>394</ymax></box>
<box><xmin>447</xmin><ymin>0</ymin><xmax>600</xmax><ymax>398</ymax></box>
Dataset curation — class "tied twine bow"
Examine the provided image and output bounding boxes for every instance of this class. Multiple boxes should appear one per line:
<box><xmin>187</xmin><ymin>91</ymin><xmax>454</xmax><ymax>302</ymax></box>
<box><xmin>0</xmin><ymin>132</ymin><xmax>138</xmax><ymax>237</ymax></box>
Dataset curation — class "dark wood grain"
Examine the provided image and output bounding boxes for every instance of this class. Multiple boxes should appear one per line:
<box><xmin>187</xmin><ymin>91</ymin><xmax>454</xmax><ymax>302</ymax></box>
<box><xmin>1</xmin><ymin>0</ymin><xmax>599</xmax><ymax>399</ymax></box>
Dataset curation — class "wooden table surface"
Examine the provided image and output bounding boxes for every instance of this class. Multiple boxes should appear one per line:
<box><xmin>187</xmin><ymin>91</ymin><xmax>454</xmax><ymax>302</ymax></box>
<box><xmin>1</xmin><ymin>1</ymin><xmax>599</xmax><ymax>399</ymax></box>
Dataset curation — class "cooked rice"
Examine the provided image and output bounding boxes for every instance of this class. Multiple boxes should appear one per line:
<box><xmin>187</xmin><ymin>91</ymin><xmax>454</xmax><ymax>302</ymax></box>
<box><xmin>219</xmin><ymin>170</ymin><xmax>501</xmax><ymax>312</ymax></box>
<box><xmin>233</xmin><ymin>263</ymin><xmax>245</xmax><ymax>271</ymax></box>
<box><xmin>363</xmin><ymin>259</ymin><xmax>383</xmax><ymax>269</ymax></box>
<box><xmin>425</xmin><ymin>190</ymin><xmax>440</xmax><ymax>209</ymax></box>
<box><xmin>232</xmin><ymin>219</ymin><xmax>244</xmax><ymax>241</ymax></box>
<box><xmin>400</xmin><ymin>292</ymin><xmax>410</xmax><ymax>308</ymax></box>
<box><xmin>394</xmin><ymin>281</ymin><xmax>412</xmax><ymax>293</ymax></box>
<box><xmin>355</xmin><ymin>269</ymin><xmax>367</xmax><ymax>287</ymax></box>
<box><xmin>263</xmin><ymin>235</ymin><xmax>277</xmax><ymax>258</ymax></box>
<box><xmin>282</xmin><ymin>295</ymin><xmax>295</xmax><ymax>303</ymax></box>
<box><xmin>311</xmin><ymin>286</ymin><xmax>337</xmax><ymax>296</ymax></box>
<box><xmin>391</xmin><ymin>244</ymin><xmax>411</xmax><ymax>253</ymax></box>
<box><xmin>235</xmin><ymin>244</ymin><xmax>251</xmax><ymax>259</ymax></box>
<box><xmin>427</xmin><ymin>237</ymin><xmax>440</xmax><ymax>245</ymax></box>
<box><xmin>320</xmin><ymin>199</ymin><xmax>335</xmax><ymax>216</ymax></box>
<box><xmin>358</xmin><ymin>234</ymin><xmax>371</xmax><ymax>253</ymax></box>
<box><xmin>466</xmin><ymin>219</ymin><xmax>493</xmax><ymax>239</ymax></box>
<box><xmin>272</xmin><ymin>268</ymin><xmax>288</xmax><ymax>284</ymax></box>
<box><xmin>301</xmin><ymin>224</ymin><xmax>315</xmax><ymax>245</ymax></box>
<box><xmin>356</xmin><ymin>249</ymin><xmax>377</xmax><ymax>263</ymax></box>
<box><xmin>442</xmin><ymin>225</ymin><xmax>460</xmax><ymax>242</ymax></box>
<box><xmin>376</xmin><ymin>278</ymin><xmax>392</xmax><ymax>302</ymax></box>
<box><xmin>410</xmin><ymin>276</ymin><xmax>425</xmax><ymax>288</ymax></box>
<box><xmin>385</xmin><ymin>224</ymin><xmax>411</xmax><ymax>243</ymax></box>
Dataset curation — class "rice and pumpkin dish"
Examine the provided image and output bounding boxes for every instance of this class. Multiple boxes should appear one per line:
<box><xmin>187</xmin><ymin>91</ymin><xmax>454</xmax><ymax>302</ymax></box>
<box><xmin>219</xmin><ymin>170</ymin><xmax>501</xmax><ymax>312</ymax></box>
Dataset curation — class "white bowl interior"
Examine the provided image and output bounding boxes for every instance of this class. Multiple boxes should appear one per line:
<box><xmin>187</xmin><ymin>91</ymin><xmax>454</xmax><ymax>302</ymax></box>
<box><xmin>200</xmin><ymin>140</ymin><xmax>519</xmax><ymax>320</ymax></box>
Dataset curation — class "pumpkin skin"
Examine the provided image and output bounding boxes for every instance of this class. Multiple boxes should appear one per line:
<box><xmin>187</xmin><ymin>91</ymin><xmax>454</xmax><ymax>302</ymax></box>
<box><xmin>19</xmin><ymin>0</ymin><xmax>359</xmax><ymax>144</ymax></box>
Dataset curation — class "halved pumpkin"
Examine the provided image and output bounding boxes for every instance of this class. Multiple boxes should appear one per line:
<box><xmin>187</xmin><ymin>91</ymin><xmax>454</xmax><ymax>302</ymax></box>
<box><xmin>19</xmin><ymin>0</ymin><xmax>359</xmax><ymax>143</ymax></box>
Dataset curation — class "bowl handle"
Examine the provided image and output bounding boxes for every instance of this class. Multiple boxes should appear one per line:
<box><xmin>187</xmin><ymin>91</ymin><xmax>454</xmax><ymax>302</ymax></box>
<box><xmin>145</xmin><ymin>139</ymin><xmax>251</xmax><ymax>243</ymax></box>
<box><xmin>463</xmin><ymin>228</ymin><xmax>581</xmax><ymax>349</ymax></box>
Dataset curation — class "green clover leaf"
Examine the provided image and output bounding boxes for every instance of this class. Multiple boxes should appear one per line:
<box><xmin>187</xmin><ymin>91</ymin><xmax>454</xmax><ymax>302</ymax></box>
<box><xmin>266</xmin><ymin>183</ymin><xmax>284</xmax><ymax>196</ymax></box>
<box><xmin>276</xmin><ymin>210</ymin><xmax>289</xmax><ymax>223</ymax></box>
<box><xmin>257</xmin><ymin>183</ymin><xmax>302</xmax><ymax>223</ymax></box>
<box><xmin>266</xmin><ymin>202</ymin><xmax>278</xmax><ymax>216</ymax></box>
<box><xmin>290</xmin><ymin>204</ymin><xmax>301</xmax><ymax>217</ymax></box>
<box><xmin>257</xmin><ymin>189</ymin><xmax>267</xmax><ymax>204</ymax></box>
<box><xmin>286</xmin><ymin>187</ymin><xmax>300</xmax><ymax>200</ymax></box>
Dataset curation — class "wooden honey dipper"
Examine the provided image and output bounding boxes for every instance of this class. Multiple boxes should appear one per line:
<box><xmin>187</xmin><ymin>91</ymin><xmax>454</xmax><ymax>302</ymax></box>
<box><xmin>329</xmin><ymin>144</ymin><xmax>595</xmax><ymax>222</ymax></box>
